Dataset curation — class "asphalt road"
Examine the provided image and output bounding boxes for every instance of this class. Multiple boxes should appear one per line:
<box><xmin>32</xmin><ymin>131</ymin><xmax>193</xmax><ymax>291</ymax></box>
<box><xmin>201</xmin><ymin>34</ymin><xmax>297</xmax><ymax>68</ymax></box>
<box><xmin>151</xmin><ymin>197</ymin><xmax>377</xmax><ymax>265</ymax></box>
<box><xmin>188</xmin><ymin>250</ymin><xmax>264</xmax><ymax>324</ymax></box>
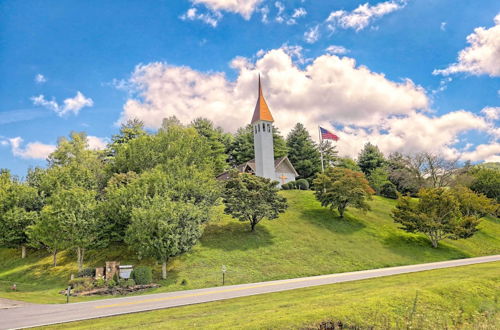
<box><xmin>1</xmin><ymin>255</ymin><xmax>499</xmax><ymax>329</ymax></box>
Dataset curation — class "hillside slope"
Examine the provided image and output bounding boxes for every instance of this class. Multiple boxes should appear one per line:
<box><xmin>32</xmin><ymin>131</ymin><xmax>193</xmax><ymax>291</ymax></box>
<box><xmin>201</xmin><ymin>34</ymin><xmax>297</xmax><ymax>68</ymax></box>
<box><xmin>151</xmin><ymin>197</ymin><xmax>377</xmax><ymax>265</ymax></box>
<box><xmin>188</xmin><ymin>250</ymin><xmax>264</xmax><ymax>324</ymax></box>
<box><xmin>1</xmin><ymin>191</ymin><xmax>499</xmax><ymax>303</ymax></box>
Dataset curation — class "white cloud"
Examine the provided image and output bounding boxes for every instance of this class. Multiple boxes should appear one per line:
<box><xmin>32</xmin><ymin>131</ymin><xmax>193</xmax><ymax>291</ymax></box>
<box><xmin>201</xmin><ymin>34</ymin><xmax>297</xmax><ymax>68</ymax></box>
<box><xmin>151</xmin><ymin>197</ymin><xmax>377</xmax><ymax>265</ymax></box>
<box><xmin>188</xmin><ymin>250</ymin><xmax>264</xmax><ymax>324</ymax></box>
<box><xmin>304</xmin><ymin>25</ymin><xmax>320</xmax><ymax>43</ymax></box>
<box><xmin>481</xmin><ymin>106</ymin><xmax>500</xmax><ymax>120</ymax></box>
<box><xmin>180</xmin><ymin>7</ymin><xmax>222</xmax><ymax>27</ymax></box>
<box><xmin>292</xmin><ymin>8</ymin><xmax>307</xmax><ymax>18</ymax></box>
<box><xmin>31</xmin><ymin>91</ymin><xmax>93</xmax><ymax>116</ymax></box>
<box><xmin>440</xmin><ymin>22</ymin><xmax>447</xmax><ymax>31</ymax></box>
<box><xmin>8</xmin><ymin>137</ymin><xmax>56</xmax><ymax>160</ymax></box>
<box><xmin>326</xmin><ymin>45</ymin><xmax>349</xmax><ymax>55</ymax></box>
<box><xmin>34</xmin><ymin>74</ymin><xmax>47</xmax><ymax>84</ymax></box>
<box><xmin>87</xmin><ymin>136</ymin><xmax>108</xmax><ymax>150</ymax></box>
<box><xmin>115</xmin><ymin>47</ymin><xmax>500</xmax><ymax>162</ymax></box>
<box><xmin>460</xmin><ymin>143</ymin><xmax>500</xmax><ymax>163</ymax></box>
<box><xmin>190</xmin><ymin>0</ymin><xmax>262</xmax><ymax>19</ymax></box>
<box><xmin>326</xmin><ymin>0</ymin><xmax>406</xmax><ymax>32</ymax></box>
<box><xmin>433</xmin><ymin>13</ymin><xmax>500</xmax><ymax>77</ymax></box>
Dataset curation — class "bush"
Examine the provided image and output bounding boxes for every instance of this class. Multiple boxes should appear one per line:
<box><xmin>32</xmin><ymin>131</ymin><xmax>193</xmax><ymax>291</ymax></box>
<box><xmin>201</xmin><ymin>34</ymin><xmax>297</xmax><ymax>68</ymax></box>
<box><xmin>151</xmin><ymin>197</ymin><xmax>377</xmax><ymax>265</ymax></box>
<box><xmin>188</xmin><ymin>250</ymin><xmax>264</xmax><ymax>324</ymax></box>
<box><xmin>296</xmin><ymin>179</ymin><xmax>309</xmax><ymax>190</ymax></box>
<box><xmin>120</xmin><ymin>279</ymin><xmax>136</xmax><ymax>287</ymax></box>
<box><xmin>131</xmin><ymin>266</ymin><xmax>153</xmax><ymax>285</ymax></box>
<box><xmin>107</xmin><ymin>279</ymin><xmax>117</xmax><ymax>288</ymax></box>
<box><xmin>68</xmin><ymin>277</ymin><xmax>94</xmax><ymax>292</ymax></box>
<box><xmin>95</xmin><ymin>277</ymin><xmax>106</xmax><ymax>288</ymax></box>
<box><xmin>380</xmin><ymin>182</ymin><xmax>398</xmax><ymax>199</ymax></box>
<box><xmin>281</xmin><ymin>182</ymin><xmax>290</xmax><ymax>190</ymax></box>
<box><xmin>77</xmin><ymin>267</ymin><xmax>95</xmax><ymax>278</ymax></box>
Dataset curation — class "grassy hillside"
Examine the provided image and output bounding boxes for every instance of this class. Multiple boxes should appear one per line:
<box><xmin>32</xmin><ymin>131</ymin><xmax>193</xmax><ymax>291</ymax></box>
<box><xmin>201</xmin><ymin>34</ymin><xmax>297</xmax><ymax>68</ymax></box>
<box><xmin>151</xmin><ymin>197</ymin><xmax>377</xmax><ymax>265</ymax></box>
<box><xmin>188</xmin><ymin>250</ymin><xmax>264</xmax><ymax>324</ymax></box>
<box><xmin>42</xmin><ymin>262</ymin><xmax>500</xmax><ymax>329</ymax></box>
<box><xmin>1</xmin><ymin>191</ymin><xmax>499</xmax><ymax>303</ymax></box>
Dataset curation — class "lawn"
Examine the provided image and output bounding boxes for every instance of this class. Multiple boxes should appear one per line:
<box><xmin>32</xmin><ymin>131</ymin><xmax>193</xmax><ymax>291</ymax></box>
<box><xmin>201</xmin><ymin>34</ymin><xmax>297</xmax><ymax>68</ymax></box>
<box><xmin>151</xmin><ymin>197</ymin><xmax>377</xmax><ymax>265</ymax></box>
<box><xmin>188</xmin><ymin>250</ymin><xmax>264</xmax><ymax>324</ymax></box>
<box><xmin>40</xmin><ymin>261</ymin><xmax>500</xmax><ymax>329</ymax></box>
<box><xmin>1</xmin><ymin>191</ymin><xmax>499</xmax><ymax>303</ymax></box>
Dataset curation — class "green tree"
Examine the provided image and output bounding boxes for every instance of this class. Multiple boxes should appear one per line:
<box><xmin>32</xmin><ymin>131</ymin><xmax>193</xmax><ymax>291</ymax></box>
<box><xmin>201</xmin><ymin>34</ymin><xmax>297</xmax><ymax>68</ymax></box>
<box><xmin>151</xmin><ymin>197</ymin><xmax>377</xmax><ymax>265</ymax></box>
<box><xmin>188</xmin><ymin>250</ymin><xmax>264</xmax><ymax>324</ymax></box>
<box><xmin>223</xmin><ymin>173</ymin><xmax>288</xmax><ymax>231</ymax></box>
<box><xmin>391</xmin><ymin>187</ymin><xmax>489</xmax><ymax>248</ymax></box>
<box><xmin>387</xmin><ymin>152</ymin><xmax>420</xmax><ymax>196</ymax></box>
<box><xmin>190</xmin><ymin>117</ymin><xmax>230</xmax><ymax>174</ymax></box>
<box><xmin>319</xmin><ymin>140</ymin><xmax>338</xmax><ymax>169</ymax></box>
<box><xmin>43</xmin><ymin>188</ymin><xmax>102</xmax><ymax>270</ymax></box>
<box><xmin>228</xmin><ymin>125</ymin><xmax>288</xmax><ymax>166</ymax></box>
<box><xmin>469</xmin><ymin>167</ymin><xmax>500</xmax><ymax>203</ymax></box>
<box><xmin>368</xmin><ymin>167</ymin><xmax>390</xmax><ymax>194</ymax></box>
<box><xmin>335</xmin><ymin>157</ymin><xmax>362</xmax><ymax>172</ymax></box>
<box><xmin>0</xmin><ymin>171</ymin><xmax>41</xmax><ymax>258</ymax></box>
<box><xmin>125</xmin><ymin>196</ymin><xmax>204</xmax><ymax>279</ymax></box>
<box><xmin>313</xmin><ymin>167</ymin><xmax>374</xmax><ymax>218</ymax></box>
<box><xmin>357</xmin><ymin>143</ymin><xmax>385</xmax><ymax>176</ymax></box>
<box><xmin>286</xmin><ymin>123</ymin><xmax>321</xmax><ymax>182</ymax></box>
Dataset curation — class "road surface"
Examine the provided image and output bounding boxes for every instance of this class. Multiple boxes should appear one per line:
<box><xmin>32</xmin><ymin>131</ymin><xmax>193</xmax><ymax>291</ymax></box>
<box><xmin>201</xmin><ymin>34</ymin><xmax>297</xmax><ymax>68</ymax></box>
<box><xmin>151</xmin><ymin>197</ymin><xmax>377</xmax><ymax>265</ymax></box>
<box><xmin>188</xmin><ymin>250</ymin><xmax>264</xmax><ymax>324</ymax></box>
<box><xmin>1</xmin><ymin>255</ymin><xmax>499</xmax><ymax>329</ymax></box>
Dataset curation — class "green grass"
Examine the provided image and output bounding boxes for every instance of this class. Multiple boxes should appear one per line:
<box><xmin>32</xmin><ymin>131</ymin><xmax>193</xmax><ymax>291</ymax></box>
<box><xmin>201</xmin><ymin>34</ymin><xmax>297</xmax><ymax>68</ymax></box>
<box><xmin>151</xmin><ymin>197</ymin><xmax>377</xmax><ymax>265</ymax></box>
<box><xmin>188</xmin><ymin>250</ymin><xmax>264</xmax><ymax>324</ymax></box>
<box><xmin>1</xmin><ymin>191</ymin><xmax>499</xmax><ymax>303</ymax></box>
<box><xmin>41</xmin><ymin>262</ymin><xmax>500</xmax><ymax>329</ymax></box>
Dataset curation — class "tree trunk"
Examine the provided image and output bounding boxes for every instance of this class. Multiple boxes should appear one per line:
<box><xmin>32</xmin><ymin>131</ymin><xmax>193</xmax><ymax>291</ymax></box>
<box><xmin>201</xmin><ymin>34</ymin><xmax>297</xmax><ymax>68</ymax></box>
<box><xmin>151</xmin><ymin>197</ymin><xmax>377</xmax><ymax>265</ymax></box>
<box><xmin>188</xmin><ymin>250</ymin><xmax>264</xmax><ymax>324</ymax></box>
<box><xmin>162</xmin><ymin>261</ymin><xmax>167</xmax><ymax>280</ymax></box>
<box><xmin>21</xmin><ymin>245</ymin><xmax>26</xmax><ymax>259</ymax></box>
<box><xmin>77</xmin><ymin>247</ymin><xmax>85</xmax><ymax>271</ymax></box>
<box><xmin>52</xmin><ymin>249</ymin><xmax>58</xmax><ymax>267</ymax></box>
<box><xmin>338</xmin><ymin>206</ymin><xmax>345</xmax><ymax>218</ymax></box>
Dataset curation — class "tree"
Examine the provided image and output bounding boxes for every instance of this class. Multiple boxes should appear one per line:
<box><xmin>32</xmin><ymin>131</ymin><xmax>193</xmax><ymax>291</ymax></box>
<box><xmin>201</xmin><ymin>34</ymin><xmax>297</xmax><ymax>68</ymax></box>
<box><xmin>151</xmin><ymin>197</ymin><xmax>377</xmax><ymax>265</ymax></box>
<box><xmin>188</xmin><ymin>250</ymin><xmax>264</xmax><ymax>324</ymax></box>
<box><xmin>367</xmin><ymin>167</ymin><xmax>390</xmax><ymax>194</ymax></box>
<box><xmin>190</xmin><ymin>117</ymin><xmax>230</xmax><ymax>174</ymax></box>
<box><xmin>105</xmin><ymin>119</ymin><xmax>147</xmax><ymax>161</ymax></box>
<box><xmin>391</xmin><ymin>187</ymin><xmax>490</xmax><ymax>248</ymax></box>
<box><xmin>313</xmin><ymin>167</ymin><xmax>374</xmax><ymax>218</ymax></box>
<box><xmin>387</xmin><ymin>152</ymin><xmax>420</xmax><ymax>196</ymax></box>
<box><xmin>223</xmin><ymin>173</ymin><xmax>288</xmax><ymax>231</ymax></box>
<box><xmin>469</xmin><ymin>167</ymin><xmax>500</xmax><ymax>203</ymax></box>
<box><xmin>335</xmin><ymin>157</ymin><xmax>361</xmax><ymax>172</ymax></box>
<box><xmin>319</xmin><ymin>140</ymin><xmax>338</xmax><ymax>169</ymax></box>
<box><xmin>125</xmin><ymin>196</ymin><xmax>205</xmax><ymax>279</ymax></box>
<box><xmin>228</xmin><ymin>125</ymin><xmax>288</xmax><ymax>166</ymax></box>
<box><xmin>357</xmin><ymin>143</ymin><xmax>385</xmax><ymax>176</ymax></box>
<box><xmin>0</xmin><ymin>171</ymin><xmax>41</xmax><ymax>258</ymax></box>
<box><xmin>286</xmin><ymin>123</ymin><xmax>322</xmax><ymax>182</ymax></box>
<box><xmin>43</xmin><ymin>188</ymin><xmax>102</xmax><ymax>270</ymax></box>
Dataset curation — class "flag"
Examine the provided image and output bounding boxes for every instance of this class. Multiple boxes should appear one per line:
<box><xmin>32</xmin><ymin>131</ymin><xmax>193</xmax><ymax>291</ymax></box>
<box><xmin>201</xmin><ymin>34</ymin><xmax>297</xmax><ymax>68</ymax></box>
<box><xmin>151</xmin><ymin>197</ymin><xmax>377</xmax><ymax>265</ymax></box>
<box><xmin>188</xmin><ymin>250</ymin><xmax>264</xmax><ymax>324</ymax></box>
<box><xmin>320</xmin><ymin>127</ymin><xmax>339</xmax><ymax>141</ymax></box>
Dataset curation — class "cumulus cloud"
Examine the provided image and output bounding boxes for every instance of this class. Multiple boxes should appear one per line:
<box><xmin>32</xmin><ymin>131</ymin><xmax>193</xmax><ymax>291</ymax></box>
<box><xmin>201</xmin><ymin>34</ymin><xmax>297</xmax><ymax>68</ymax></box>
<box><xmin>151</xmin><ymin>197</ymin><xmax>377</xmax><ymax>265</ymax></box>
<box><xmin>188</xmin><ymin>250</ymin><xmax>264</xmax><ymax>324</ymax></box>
<box><xmin>433</xmin><ymin>13</ymin><xmax>500</xmax><ymax>77</ymax></box>
<box><xmin>180</xmin><ymin>7</ymin><xmax>222</xmax><ymax>27</ymax></box>
<box><xmin>481</xmin><ymin>106</ymin><xmax>500</xmax><ymax>120</ymax></box>
<box><xmin>8</xmin><ymin>137</ymin><xmax>56</xmax><ymax>159</ymax></box>
<box><xmin>326</xmin><ymin>45</ymin><xmax>349</xmax><ymax>55</ymax></box>
<box><xmin>326</xmin><ymin>0</ymin><xmax>406</xmax><ymax>32</ymax></box>
<box><xmin>31</xmin><ymin>91</ymin><xmax>93</xmax><ymax>116</ymax></box>
<box><xmin>304</xmin><ymin>25</ymin><xmax>320</xmax><ymax>43</ymax></box>
<box><xmin>87</xmin><ymin>136</ymin><xmax>108</xmax><ymax>150</ymax></box>
<box><xmin>34</xmin><ymin>74</ymin><xmax>47</xmax><ymax>84</ymax></box>
<box><xmin>190</xmin><ymin>0</ymin><xmax>262</xmax><ymax>20</ymax></box>
<box><xmin>115</xmin><ymin>46</ymin><xmax>500</xmax><ymax>162</ymax></box>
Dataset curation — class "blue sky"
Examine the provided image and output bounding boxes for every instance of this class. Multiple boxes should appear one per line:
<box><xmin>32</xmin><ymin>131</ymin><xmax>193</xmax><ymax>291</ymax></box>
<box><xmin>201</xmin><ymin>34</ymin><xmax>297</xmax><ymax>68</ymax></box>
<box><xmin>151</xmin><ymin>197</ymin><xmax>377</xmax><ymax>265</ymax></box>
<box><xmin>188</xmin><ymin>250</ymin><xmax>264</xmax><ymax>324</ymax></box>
<box><xmin>1</xmin><ymin>0</ymin><xmax>499</xmax><ymax>177</ymax></box>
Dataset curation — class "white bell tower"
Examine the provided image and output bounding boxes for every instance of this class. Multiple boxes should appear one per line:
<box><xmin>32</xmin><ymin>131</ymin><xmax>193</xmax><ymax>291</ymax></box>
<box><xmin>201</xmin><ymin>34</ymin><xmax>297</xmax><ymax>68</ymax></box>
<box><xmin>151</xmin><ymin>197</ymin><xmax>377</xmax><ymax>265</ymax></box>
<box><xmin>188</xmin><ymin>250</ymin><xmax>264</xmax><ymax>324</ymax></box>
<box><xmin>252</xmin><ymin>76</ymin><xmax>275</xmax><ymax>180</ymax></box>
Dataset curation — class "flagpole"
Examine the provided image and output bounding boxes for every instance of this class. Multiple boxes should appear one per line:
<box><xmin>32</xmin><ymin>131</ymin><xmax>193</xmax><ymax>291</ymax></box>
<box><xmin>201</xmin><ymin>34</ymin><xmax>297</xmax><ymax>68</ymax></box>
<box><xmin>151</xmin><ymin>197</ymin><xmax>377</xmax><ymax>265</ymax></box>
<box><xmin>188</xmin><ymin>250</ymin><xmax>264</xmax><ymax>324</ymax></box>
<box><xmin>318</xmin><ymin>126</ymin><xmax>324</xmax><ymax>172</ymax></box>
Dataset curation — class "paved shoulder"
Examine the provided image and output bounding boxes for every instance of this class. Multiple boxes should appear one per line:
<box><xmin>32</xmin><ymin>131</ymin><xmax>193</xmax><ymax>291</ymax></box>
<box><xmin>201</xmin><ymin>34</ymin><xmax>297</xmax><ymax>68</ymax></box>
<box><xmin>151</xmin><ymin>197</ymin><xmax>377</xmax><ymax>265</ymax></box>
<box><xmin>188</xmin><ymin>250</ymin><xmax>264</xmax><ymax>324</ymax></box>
<box><xmin>1</xmin><ymin>255</ymin><xmax>499</xmax><ymax>329</ymax></box>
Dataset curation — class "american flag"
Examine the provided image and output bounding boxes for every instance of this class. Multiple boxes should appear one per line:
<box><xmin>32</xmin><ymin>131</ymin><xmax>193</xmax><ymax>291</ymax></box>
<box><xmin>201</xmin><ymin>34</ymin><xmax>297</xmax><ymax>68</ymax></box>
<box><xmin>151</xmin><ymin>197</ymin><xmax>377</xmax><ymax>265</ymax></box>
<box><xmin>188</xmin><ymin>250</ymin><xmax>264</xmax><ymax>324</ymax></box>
<box><xmin>320</xmin><ymin>127</ymin><xmax>339</xmax><ymax>141</ymax></box>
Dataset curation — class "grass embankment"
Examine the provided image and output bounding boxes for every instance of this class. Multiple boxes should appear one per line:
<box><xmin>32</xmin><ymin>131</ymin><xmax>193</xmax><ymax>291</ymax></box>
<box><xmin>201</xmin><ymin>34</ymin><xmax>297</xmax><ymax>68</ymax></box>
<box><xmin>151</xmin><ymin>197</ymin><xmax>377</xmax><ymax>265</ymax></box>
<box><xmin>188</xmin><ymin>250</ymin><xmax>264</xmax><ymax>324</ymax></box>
<box><xmin>41</xmin><ymin>262</ymin><xmax>500</xmax><ymax>329</ymax></box>
<box><xmin>1</xmin><ymin>191</ymin><xmax>499</xmax><ymax>303</ymax></box>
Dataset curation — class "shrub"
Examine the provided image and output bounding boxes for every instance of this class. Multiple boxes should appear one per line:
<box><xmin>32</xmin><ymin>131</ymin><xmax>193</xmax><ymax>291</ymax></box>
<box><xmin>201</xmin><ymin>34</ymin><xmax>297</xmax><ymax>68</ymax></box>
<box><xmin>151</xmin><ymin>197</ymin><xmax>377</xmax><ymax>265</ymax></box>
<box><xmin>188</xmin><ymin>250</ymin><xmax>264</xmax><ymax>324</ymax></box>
<box><xmin>113</xmin><ymin>272</ymin><xmax>120</xmax><ymax>283</ymax></box>
<box><xmin>77</xmin><ymin>267</ymin><xmax>95</xmax><ymax>278</ymax></box>
<box><xmin>131</xmin><ymin>266</ymin><xmax>153</xmax><ymax>285</ymax></box>
<box><xmin>296</xmin><ymin>179</ymin><xmax>309</xmax><ymax>190</ymax></box>
<box><xmin>281</xmin><ymin>183</ymin><xmax>290</xmax><ymax>190</ymax></box>
<box><xmin>68</xmin><ymin>277</ymin><xmax>94</xmax><ymax>292</ymax></box>
<box><xmin>180</xmin><ymin>279</ymin><xmax>188</xmax><ymax>286</ymax></box>
<box><xmin>380</xmin><ymin>182</ymin><xmax>398</xmax><ymax>199</ymax></box>
<box><xmin>95</xmin><ymin>277</ymin><xmax>106</xmax><ymax>288</ymax></box>
<box><xmin>119</xmin><ymin>278</ymin><xmax>136</xmax><ymax>288</ymax></box>
<box><xmin>107</xmin><ymin>279</ymin><xmax>117</xmax><ymax>288</ymax></box>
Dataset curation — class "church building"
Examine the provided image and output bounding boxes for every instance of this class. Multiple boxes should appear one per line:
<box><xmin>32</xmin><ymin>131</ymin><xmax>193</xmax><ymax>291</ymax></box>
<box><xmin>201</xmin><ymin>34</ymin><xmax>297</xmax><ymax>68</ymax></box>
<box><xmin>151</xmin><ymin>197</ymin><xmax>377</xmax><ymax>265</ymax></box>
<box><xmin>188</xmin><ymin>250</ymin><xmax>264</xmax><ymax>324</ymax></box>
<box><xmin>218</xmin><ymin>76</ymin><xmax>298</xmax><ymax>185</ymax></box>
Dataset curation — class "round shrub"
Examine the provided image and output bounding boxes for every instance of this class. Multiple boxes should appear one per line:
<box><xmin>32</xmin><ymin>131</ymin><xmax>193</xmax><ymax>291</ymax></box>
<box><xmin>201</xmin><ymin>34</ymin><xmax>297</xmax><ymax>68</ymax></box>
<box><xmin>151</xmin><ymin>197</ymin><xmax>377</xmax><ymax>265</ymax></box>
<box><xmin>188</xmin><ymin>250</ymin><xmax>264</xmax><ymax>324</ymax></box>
<box><xmin>68</xmin><ymin>277</ymin><xmax>94</xmax><ymax>292</ymax></box>
<box><xmin>296</xmin><ymin>179</ymin><xmax>309</xmax><ymax>190</ymax></box>
<box><xmin>131</xmin><ymin>266</ymin><xmax>153</xmax><ymax>285</ymax></box>
<box><xmin>281</xmin><ymin>182</ymin><xmax>290</xmax><ymax>190</ymax></box>
<box><xmin>380</xmin><ymin>182</ymin><xmax>398</xmax><ymax>199</ymax></box>
<box><xmin>77</xmin><ymin>267</ymin><xmax>95</xmax><ymax>278</ymax></box>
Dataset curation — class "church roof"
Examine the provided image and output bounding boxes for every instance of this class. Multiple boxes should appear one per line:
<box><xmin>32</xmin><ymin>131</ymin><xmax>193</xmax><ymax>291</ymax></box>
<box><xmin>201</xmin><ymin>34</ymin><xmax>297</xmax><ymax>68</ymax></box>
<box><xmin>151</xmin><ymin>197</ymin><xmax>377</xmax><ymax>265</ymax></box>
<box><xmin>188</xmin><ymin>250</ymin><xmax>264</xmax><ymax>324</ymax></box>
<box><xmin>251</xmin><ymin>75</ymin><xmax>274</xmax><ymax>124</ymax></box>
<box><xmin>216</xmin><ymin>156</ymin><xmax>298</xmax><ymax>180</ymax></box>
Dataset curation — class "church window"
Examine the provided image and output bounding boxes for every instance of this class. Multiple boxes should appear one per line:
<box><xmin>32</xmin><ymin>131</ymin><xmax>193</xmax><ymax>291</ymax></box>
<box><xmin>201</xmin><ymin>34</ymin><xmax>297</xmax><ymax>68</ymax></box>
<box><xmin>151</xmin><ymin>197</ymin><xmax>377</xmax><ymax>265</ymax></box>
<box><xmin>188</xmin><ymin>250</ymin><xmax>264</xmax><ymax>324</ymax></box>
<box><xmin>267</xmin><ymin>124</ymin><xmax>270</xmax><ymax>132</ymax></box>
<box><xmin>255</xmin><ymin>125</ymin><xmax>257</xmax><ymax>134</ymax></box>
<box><xmin>258</xmin><ymin>124</ymin><xmax>260</xmax><ymax>132</ymax></box>
<box><xmin>262</xmin><ymin>123</ymin><xmax>265</xmax><ymax>132</ymax></box>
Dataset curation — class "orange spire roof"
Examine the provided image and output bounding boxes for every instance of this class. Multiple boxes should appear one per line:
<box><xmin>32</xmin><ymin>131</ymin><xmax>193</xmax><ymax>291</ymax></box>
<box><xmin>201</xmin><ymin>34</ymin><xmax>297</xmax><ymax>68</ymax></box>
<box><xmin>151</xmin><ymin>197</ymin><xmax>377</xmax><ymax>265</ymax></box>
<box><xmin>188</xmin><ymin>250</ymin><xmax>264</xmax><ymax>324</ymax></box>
<box><xmin>251</xmin><ymin>75</ymin><xmax>274</xmax><ymax>124</ymax></box>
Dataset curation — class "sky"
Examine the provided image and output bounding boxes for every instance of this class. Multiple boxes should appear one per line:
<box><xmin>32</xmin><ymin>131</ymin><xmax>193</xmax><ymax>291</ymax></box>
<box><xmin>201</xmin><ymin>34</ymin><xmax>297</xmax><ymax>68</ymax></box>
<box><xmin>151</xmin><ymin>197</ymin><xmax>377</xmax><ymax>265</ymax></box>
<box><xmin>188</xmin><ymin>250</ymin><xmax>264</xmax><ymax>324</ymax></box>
<box><xmin>0</xmin><ymin>0</ymin><xmax>499</xmax><ymax>177</ymax></box>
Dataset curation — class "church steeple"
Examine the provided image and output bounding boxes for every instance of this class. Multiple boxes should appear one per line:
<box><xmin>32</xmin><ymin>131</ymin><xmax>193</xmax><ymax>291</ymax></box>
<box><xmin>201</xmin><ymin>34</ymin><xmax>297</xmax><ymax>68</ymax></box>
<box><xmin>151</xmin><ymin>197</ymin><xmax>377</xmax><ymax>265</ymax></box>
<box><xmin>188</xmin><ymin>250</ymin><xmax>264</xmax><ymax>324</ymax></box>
<box><xmin>251</xmin><ymin>75</ymin><xmax>274</xmax><ymax>124</ymax></box>
<box><xmin>252</xmin><ymin>75</ymin><xmax>275</xmax><ymax>180</ymax></box>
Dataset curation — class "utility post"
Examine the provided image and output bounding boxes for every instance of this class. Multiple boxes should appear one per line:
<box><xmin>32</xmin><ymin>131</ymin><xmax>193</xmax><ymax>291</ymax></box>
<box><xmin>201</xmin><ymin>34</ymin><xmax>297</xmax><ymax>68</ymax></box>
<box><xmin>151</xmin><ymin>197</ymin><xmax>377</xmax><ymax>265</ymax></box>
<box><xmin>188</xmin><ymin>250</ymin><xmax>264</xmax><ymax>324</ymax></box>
<box><xmin>221</xmin><ymin>265</ymin><xmax>227</xmax><ymax>286</ymax></box>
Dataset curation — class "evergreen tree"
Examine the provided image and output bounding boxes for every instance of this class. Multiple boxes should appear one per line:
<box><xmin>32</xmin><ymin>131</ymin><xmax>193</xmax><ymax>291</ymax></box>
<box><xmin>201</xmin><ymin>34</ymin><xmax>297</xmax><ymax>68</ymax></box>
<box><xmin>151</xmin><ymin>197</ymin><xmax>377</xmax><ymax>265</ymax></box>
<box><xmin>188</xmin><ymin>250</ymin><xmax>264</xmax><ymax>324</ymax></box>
<box><xmin>357</xmin><ymin>143</ymin><xmax>385</xmax><ymax>176</ymax></box>
<box><xmin>286</xmin><ymin>123</ymin><xmax>321</xmax><ymax>182</ymax></box>
<box><xmin>190</xmin><ymin>117</ymin><xmax>230</xmax><ymax>174</ymax></box>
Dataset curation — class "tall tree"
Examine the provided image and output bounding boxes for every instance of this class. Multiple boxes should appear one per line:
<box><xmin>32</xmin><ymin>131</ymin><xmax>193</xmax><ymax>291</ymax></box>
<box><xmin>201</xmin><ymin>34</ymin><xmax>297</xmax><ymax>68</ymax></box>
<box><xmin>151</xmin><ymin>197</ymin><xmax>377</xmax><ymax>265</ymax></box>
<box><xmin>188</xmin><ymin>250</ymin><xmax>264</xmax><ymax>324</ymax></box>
<box><xmin>0</xmin><ymin>170</ymin><xmax>41</xmax><ymax>258</ymax></box>
<box><xmin>286</xmin><ymin>123</ymin><xmax>321</xmax><ymax>182</ymax></box>
<box><xmin>223</xmin><ymin>172</ymin><xmax>288</xmax><ymax>232</ymax></box>
<box><xmin>228</xmin><ymin>125</ymin><xmax>288</xmax><ymax>166</ymax></box>
<box><xmin>357</xmin><ymin>143</ymin><xmax>385</xmax><ymax>176</ymax></box>
<box><xmin>190</xmin><ymin>117</ymin><xmax>230</xmax><ymax>174</ymax></box>
<box><xmin>469</xmin><ymin>167</ymin><xmax>500</xmax><ymax>203</ymax></box>
<box><xmin>125</xmin><ymin>196</ymin><xmax>205</xmax><ymax>279</ymax></box>
<box><xmin>319</xmin><ymin>140</ymin><xmax>338</xmax><ymax>169</ymax></box>
<box><xmin>313</xmin><ymin>167</ymin><xmax>374</xmax><ymax>218</ymax></box>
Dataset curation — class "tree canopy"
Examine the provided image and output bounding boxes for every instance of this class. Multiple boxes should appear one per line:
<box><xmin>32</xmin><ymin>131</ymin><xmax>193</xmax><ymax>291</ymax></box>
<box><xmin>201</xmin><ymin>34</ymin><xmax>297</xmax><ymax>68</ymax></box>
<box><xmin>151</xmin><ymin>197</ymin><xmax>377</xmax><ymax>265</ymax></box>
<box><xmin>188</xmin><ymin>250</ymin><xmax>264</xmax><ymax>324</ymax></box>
<box><xmin>286</xmin><ymin>123</ymin><xmax>322</xmax><ymax>183</ymax></box>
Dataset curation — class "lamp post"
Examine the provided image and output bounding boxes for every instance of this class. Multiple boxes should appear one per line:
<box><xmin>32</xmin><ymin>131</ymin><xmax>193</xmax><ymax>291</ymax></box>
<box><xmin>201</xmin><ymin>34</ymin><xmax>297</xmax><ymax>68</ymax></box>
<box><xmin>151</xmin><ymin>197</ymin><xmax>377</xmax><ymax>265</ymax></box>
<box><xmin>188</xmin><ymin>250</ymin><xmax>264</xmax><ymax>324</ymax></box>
<box><xmin>221</xmin><ymin>265</ymin><xmax>227</xmax><ymax>286</ymax></box>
